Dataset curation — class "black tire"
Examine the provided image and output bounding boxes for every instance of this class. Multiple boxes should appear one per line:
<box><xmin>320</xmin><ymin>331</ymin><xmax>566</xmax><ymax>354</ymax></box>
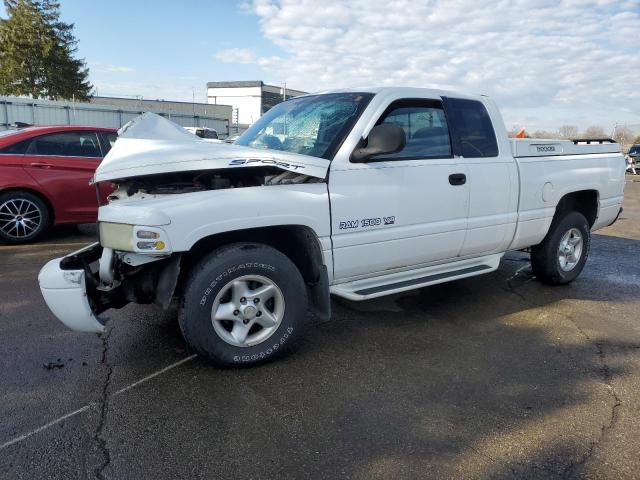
<box><xmin>0</xmin><ymin>190</ymin><xmax>51</xmax><ymax>244</ymax></box>
<box><xmin>179</xmin><ymin>242</ymin><xmax>308</xmax><ymax>366</ymax></box>
<box><xmin>531</xmin><ymin>211</ymin><xmax>590</xmax><ymax>285</ymax></box>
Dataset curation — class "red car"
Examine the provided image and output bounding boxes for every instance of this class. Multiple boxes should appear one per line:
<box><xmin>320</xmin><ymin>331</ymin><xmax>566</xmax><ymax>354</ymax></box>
<box><xmin>0</xmin><ymin>125</ymin><xmax>117</xmax><ymax>243</ymax></box>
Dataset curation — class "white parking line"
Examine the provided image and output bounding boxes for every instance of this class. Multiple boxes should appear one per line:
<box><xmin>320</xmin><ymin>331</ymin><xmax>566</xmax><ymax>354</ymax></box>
<box><xmin>0</xmin><ymin>405</ymin><xmax>93</xmax><ymax>450</ymax></box>
<box><xmin>114</xmin><ymin>354</ymin><xmax>197</xmax><ymax>395</ymax></box>
<box><xmin>0</xmin><ymin>354</ymin><xmax>197</xmax><ymax>451</ymax></box>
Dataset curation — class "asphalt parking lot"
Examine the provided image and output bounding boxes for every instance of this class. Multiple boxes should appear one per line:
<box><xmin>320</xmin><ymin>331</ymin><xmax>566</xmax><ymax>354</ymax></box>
<box><xmin>1</xmin><ymin>178</ymin><xmax>639</xmax><ymax>480</ymax></box>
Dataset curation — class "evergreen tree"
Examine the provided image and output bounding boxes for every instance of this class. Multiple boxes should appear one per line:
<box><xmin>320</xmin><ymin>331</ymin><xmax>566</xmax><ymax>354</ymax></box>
<box><xmin>0</xmin><ymin>0</ymin><xmax>92</xmax><ymax>100</ymax></box>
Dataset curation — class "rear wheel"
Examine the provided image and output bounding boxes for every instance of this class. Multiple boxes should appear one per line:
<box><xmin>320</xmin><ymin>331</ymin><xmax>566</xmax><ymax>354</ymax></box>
<box><xmin>531</xmin><ymin>211</ymin><xmax>590</xmax><ymax>285</ymax></box>
<box><xmin>179</xmin><ymin>243</ymin><xmax>308</xmax><ymax>366</ymax></box>
<box><xmin>0</xmin><ymin>191</ymin><xmax>51</xmax><ymax>244</ymax></box>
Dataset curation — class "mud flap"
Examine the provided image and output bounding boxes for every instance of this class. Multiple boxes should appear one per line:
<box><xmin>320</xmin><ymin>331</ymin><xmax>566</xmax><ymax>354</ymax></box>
<box><xmin>154</xmin><ymin>254</ymin><xmax>181</xmax><ymax>309</ymax></box>
<box><xmin>308</xmin><ymin>265</ymin><xmax>331</xmax><ymax>322</ymax></box>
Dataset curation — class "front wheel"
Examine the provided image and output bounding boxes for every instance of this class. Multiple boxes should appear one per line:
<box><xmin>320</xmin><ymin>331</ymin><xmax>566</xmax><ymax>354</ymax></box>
<box><xmin>531</xmin><ymin>211</ymin><xmax>590</xmax><ymax>285</ymax></box>
<box><xmin>179</xmin><ymin>243</ymin><xmax>308</xmax><ymax>366</ymax></box>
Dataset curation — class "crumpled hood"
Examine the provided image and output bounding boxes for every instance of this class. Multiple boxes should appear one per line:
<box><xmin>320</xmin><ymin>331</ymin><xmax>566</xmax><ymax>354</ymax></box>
<box><xmin>93</xmin><ymin>112</ymin><xmax>329</xmax><ymax>183</ymax></box>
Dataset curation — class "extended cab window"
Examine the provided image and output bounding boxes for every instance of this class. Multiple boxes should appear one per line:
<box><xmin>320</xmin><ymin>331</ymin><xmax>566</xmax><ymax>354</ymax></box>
<box><xmin>444</xmin><ymin>98</ymin><xmax>498</xmax><ymax>157</ymax></box>
<box><xmin>28</xmin><ymin>131</ymin><xmax>102</xmax><ymax>158</ymax></box>
<box><xmin>372</xmin><ymin>100</ymin><xmax>452</xmax><ymax>161</ymax></box>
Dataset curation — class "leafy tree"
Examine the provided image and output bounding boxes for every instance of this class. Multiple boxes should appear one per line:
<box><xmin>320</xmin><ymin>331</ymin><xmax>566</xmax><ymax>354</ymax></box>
<box><xmin>634</xmin><ymin>136</ymin><xmax>640</xmax><ymax>145</ymax></box>
<box><xmin>0</xmin><ymin>0</ymin><xmax>92</xmax><ymax>100</ymax></box>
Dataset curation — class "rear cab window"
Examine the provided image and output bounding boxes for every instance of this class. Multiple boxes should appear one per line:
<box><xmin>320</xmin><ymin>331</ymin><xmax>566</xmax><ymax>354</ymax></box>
<box><xmin>442</xmin><ymin>97</ymin><xmax>498</xmax><ymax>158</ymax></box>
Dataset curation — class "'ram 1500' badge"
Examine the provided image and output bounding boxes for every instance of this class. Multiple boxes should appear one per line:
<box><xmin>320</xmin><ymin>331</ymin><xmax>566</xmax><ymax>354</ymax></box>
<box><xmin>339</xmin><ymin>216</ymin><xmax>396</xmax><ymax>229</ymax></box>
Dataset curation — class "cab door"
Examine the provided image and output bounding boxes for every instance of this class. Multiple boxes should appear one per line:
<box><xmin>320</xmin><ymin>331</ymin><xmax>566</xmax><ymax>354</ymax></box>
<box><xmin>23</xmin><ymin>130</ymin><xmax>103</xmax><ymax>222</ymax></box>
<box><xmin>442</xmin><ymin>97</ymin><xmax>518</xmax><ymax>256</ymax></box>
<box><xmin>329</xmin><ymin>98</ymin><xmax>469</xmax><ymax>281</ymax></box>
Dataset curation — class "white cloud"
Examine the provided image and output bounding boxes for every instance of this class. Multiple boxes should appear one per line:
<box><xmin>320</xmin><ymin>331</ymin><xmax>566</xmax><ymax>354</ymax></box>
<box><xmin>215</xmin><ymin>48</ymin><xmax>258</xmax><ymax>64</ymax></box>
<box><xmin>236</xmin><ymin>0</ymin><xmax>640</xmax><ymax>130</ymax></box>
<box><xmin>89</xmin><ymin>61</ymin><xmax>135</xmax><ymax>73</ymax></box>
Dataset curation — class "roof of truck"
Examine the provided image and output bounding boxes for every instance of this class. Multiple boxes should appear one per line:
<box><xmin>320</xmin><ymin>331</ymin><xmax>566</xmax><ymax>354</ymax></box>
<box><xmin>307</xmin><ymin>86</ymin><xmax>485</xmax><ymax>100</ymax></box>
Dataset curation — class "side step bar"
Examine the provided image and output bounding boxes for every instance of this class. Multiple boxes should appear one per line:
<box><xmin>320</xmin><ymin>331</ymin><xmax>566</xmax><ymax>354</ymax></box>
<box><xmin>354</xmin><ymin>265</ymin><xmax>491</xmax><ymax>296</ymax></box>
<box><xmin>330</xmin><ymin>254</ymin><xmax>502</xmax><ymax>301</ymax></box>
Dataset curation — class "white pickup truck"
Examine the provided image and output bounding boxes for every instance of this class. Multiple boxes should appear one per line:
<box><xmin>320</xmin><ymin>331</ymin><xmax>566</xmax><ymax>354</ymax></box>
<box><xmin>39</xmin><ymin>87</ymin><xmax>626</xmax><ymax>366</ymax></box>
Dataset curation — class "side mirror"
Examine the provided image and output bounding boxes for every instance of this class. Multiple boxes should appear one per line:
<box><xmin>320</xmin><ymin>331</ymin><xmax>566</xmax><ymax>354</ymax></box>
<box><xmin>351</xmin><ymin>124</ymin><xmax>406</xmax><ymax>163</ymax></box>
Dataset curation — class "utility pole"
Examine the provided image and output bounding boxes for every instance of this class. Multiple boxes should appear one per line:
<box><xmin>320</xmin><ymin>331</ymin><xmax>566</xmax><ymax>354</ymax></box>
<box><xmin>192</xmin><ymin>87</ymin><xmax>196</xmax><ymax>126</ymax></box>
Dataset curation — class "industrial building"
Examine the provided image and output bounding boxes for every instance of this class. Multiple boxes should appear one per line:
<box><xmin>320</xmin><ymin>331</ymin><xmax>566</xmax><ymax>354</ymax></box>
<box><xmin>1</xmin><ymin>95</ymin><xmax>232</xmax><ymax>137</ymax></box>
<box><xmin>207</xmin><ymin>81</ymin><xmax>307</xmax><ymax>127</ymax></box>
<box><xmin>2</xmin><ymin>81</ymin><xmax>308</xmax><ymax>138</ymax></box>
<box><xmin>90</xmin><ymin>96</ymin><xmax>232</xmax><ymax>125</ymax></box>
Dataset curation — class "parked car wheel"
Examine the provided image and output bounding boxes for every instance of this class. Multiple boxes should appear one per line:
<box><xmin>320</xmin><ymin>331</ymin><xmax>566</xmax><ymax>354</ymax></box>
<box><xmin>179</xmin><ymin>243</ymin><xmax>308</xmax><ymax>366</ymax></box>
<box><xmin>531</xmin><ymin>211</ymin><xmax>590</xmax><ymax>285</ymax></box>
<box><xmin>0</xmin><ymin>190</ymin><xmax>51</xmax><ymax>244</ymax></box>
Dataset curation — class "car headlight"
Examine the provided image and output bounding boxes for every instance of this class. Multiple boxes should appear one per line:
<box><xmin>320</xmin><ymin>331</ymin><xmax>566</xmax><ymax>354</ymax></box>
<box><xmin>99</xmin><ymin>222</ymin><xmax>171</xmax><ymax>254</ymax></box>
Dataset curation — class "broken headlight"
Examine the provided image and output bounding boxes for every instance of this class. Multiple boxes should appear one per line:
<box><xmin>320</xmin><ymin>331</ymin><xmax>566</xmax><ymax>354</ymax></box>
<box><xmin>99</xmin><ymin>222</ymin><xmax>171</xmax><ymax>254</ymax></box>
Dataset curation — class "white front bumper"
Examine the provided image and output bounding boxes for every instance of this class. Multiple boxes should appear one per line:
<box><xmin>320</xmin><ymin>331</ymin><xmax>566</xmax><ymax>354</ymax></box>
<box><xmin>38</xmin><ymin>258</ymin><xmax>106</xmax><ymax>333</ymax></box>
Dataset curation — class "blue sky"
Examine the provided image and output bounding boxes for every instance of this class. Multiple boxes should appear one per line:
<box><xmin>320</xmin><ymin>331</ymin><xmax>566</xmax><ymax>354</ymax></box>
<box><xmin>60</xmin><ymin>0</ymin><xmax>273</xmax><ymax>101</ymax></box>
<box><xmin>2</xmin><ymin>1</ymin><xmax>639</xmax><ymax>131</ymax></box>
<box><xmin>0</xmin><ymin>1</ymin><xmax>273</xmax><ymax>102</ymax></box>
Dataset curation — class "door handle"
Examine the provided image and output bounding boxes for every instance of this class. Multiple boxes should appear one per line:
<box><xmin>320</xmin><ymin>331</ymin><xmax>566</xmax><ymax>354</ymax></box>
<box><xmin>448</xmin><ymin>173</ymin><xmax>466</xmax><ymax>186</ymax></box>
<box><xmin>30</xmin><ymin>162</ymin><xmax>53</xmax><ymax>169</ymax></box>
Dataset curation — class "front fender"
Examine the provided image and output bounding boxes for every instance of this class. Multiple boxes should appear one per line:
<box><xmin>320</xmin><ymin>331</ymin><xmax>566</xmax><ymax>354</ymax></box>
<box><xmin>98</xmin><ymin>183</ymin><xmax>331</xmax><ymax>252</ymax></box>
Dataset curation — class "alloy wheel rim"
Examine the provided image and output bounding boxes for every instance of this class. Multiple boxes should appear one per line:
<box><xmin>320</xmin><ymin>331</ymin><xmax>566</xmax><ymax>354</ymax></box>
<box><xmin>0</xmin><ymin>199</ymin><xmax>42</xmax><ymax>239</ymax></box>
<box><xmin>558</xmin><ymin>228</ymin><xmax>583</xmax><ymax>272</ymax></box>
<box><xmin>211</xmin><ymin>274</ymin><xmax>285</xmax><ymax>347</ymax></box>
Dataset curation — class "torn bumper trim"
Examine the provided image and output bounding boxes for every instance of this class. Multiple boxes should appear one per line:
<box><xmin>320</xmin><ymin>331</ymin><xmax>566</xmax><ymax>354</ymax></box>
<box><xmin>38</xmin><ymin>258</ymin><xmax>106</xmax><ymax>333</ymax></box>
<box><xmin>610</xmin><ymin>207</ymin><xmax>623</xmax><ymax>226</ymax></box>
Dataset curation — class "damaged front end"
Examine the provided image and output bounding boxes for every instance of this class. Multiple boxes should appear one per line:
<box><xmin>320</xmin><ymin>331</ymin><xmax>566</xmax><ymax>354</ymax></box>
<box><xmin>93</xmin><ymin>112</ymin><xmax>329</xmax><ymax>186</ymax></box>
<box><xmin>39</xmin><ymin>113</ymin><xmax>330</xmax><ymax>333</ymax></box>
<box><xmin>39</xmin><ymin>243</ymin><xmax>181</xmax><ymax>333</ymax></box>
<box><xmin>107</xmin><ymin>166</ymin><xmax>319</xmax><ymax>200</ymax></box>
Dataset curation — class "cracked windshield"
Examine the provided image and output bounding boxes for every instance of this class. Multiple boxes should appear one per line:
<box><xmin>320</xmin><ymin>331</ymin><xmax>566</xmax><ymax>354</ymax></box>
<box><xmin>236</xmin><ymin>92</ymin><xmax>373</xmax><ymax>159</ymax></box>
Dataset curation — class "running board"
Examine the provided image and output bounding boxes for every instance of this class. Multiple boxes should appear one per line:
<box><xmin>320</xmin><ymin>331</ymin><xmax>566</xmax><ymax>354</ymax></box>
<box><xmin>330</xmin><ymin>254</ymin><xmax>502</xmax><ymax>301</ymax></box>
